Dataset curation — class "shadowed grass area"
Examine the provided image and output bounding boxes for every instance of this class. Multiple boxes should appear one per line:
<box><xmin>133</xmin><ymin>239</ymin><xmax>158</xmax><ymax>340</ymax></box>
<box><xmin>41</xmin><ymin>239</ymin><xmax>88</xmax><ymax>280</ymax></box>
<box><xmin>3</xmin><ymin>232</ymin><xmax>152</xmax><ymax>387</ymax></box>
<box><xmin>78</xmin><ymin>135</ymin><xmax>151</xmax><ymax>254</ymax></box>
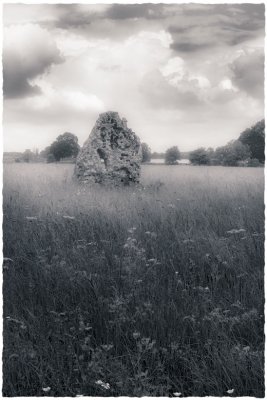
<box><xmin>3</xmin><ymin>163</ymin><xmax>264</xmax><ymax>397</ymax></box>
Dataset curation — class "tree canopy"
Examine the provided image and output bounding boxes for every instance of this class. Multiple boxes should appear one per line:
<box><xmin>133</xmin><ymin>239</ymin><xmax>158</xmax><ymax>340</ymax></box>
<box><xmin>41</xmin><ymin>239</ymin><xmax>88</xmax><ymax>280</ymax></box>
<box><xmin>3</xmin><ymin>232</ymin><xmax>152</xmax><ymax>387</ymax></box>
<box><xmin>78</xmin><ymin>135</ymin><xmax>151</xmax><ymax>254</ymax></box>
<box><xmin>238</xmin><ymin>119</ymin><xmax>265</xmax><ymax>163</ymax></box>
<box><xmin>49</xmin><ymin>132</ymin><xmax>80</xmax><ymax>162</ymax></box>
<box><xmin>165</xmin><ymin>146</ymin><xmax>181</xmax><ymax>165</ymax></box>
<box><xmin>214</xmin><ymin>141</ymin><xmax>251</xmax><ymax>166</ymax></box>
<box><xmin>189</xmin><ymin>148</ymin><xmax>210</xmax><ymax>165</ymax></box>
<box><xmin>141</xmin><ymin>142</ymin><xmax>152</xmax><ymax>163</ymax></box>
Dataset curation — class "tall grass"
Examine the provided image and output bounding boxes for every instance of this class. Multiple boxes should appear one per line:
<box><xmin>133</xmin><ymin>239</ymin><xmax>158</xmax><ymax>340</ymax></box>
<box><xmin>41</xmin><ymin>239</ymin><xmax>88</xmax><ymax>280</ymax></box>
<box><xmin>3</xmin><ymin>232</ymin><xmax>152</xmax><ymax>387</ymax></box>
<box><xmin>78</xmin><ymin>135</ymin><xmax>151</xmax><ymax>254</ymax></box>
<box><xmin>3</xmin><ymin>164</ymin><xmax>264</xmax><ymax>396</ymax></box>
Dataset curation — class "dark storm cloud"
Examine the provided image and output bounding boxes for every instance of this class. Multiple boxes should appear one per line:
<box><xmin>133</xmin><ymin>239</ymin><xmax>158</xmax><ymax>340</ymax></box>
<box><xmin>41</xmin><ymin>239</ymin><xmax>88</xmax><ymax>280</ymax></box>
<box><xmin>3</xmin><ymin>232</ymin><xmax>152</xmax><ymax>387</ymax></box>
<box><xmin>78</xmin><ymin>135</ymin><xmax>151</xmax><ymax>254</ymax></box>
<box><xmin>168</xmin><ymin>3</ymin><xmax>264</xmax><ymax>53</ymax></box>
<box><xmin>51</xmin><ymin>4</ymin><xmax>94</xmax><ymax>29</ymax></box>
<box><xmin>42</xmin><ymin>3</ymin><xmax>166</xmax><ymax>31</ymax></box>
<box><xmin>22</xmin><ymin>3</ymin><xmax>263</xmax><ymax>54</ymax></box>
<box><xmin>170</xmin><ymin>41</ymin><xmax>212</xmax><ymax>53</ymax></box>
<box><xmin>3</xmin><ymin>24</ymin><xmax>64</xmax><ymax>99</ymax></box>
<box><xmin>105</xmin><ymin>4</ymin><xmax>164</xmax><ymax>20</ymax></box>
<box><xmin>230</xmin><ymin>50</ymin><xmax>264</xmax><ymax>99</ymax></box>
<box><xmin>3</xmin><ymin>54</ymin><xmax>41</xmax><ymax>98</ymax></box>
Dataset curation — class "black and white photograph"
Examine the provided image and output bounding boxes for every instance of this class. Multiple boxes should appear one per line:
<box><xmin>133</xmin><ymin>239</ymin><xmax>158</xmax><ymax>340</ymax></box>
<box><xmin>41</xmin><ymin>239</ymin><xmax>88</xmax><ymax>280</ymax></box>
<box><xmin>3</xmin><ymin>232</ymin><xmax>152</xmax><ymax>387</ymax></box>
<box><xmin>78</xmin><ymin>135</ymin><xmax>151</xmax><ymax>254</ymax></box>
<box><xmin>2</xmin><ymin>1</ymin><xmax>265</xmax><ymax>397</ymax></box>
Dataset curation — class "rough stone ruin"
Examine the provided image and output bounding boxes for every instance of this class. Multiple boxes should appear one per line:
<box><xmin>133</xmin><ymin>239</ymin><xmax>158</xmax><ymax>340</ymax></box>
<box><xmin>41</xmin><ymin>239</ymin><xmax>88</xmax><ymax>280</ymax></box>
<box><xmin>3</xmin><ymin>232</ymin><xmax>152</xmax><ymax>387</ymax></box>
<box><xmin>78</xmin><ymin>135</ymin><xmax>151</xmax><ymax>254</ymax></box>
<box><xmin>75</xmin><ymin>111</ymin><xmax>142</xmax><ymax>185</ymax></box>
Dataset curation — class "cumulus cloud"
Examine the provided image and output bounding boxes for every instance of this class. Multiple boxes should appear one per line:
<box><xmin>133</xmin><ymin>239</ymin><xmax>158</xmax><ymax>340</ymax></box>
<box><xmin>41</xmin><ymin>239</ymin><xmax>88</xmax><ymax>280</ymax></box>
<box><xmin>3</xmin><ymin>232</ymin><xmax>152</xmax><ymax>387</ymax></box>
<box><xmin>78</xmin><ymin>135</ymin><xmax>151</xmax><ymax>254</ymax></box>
<box><xmin>230</xmin><ymin>50</ymin><xmax>264</xmax><ymax>99</ymax></box>
<box><xmin>2</xmin><ymin>4</ymin><xmax>265</xmax><ymax>152</ymax></box>
<box><xmin>3</xmin><ymin>24</ymin><xmax>63</xmax><ymax>98</ymax></box>
<box><xmin>140</xmin><ymin>69</ymin><xmax>202</xmax><ymax>110</ymax></box>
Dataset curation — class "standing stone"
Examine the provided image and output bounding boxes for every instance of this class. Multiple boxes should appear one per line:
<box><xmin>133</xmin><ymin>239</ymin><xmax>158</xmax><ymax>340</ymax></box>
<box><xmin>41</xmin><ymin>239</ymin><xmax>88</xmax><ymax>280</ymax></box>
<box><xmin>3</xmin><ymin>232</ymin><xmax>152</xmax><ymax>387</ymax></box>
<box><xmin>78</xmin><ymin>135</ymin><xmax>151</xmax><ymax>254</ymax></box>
<box><xmin>75</xmin><ymin>111</ymin><xmax>142</xmax><ymax>185</ymax></box>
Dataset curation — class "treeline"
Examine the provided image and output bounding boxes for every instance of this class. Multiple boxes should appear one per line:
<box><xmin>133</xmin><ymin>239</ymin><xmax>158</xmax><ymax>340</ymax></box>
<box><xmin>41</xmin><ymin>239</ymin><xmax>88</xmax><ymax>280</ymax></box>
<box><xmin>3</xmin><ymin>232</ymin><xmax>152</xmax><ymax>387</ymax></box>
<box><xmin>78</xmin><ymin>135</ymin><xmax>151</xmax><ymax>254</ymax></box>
<box><xmin>188</xmin><ymin>120</ymin><xmax>264</xmax><ymax>166</ymax></box>
<box><xmin>14</xmin><ymin>132</ymin><xmax>80</xmax><ymax>163</ymax></box>
<box><xmin>14</xmin><ymin>119</ymin><xmax>264</xmax><ymax>167</ymax></box>
<box><xmin>142</xmin><ymin>120</ymin><xmax>264</xmax><ymax>167</ymax></box>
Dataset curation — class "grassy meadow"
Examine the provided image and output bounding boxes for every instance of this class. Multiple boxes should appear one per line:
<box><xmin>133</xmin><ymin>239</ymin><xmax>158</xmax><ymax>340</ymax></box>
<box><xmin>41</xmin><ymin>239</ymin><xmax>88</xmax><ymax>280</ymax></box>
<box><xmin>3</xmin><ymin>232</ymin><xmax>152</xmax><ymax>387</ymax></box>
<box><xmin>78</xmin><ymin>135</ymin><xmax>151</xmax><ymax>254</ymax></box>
<box><xmin>3</xmin><ymin>163</ymin><xmax>265</xmax><ymax>397</ymax></box>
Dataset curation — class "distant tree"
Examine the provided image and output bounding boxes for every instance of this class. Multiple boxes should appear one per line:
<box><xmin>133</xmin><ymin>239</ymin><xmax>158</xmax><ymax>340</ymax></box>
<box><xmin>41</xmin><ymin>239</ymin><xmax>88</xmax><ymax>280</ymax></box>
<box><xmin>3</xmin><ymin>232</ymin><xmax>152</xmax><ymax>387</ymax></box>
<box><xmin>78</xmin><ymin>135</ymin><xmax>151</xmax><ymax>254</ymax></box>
<box><xmin>189</xmin><ymin>148</ymin><xmax>210</xmax><ymax>165</ymax></box>
<box><xmin>165</xmin><ymin>146</ymin><xmax>181</xmax><ymax>165</ymax></box>
<box><xmin>214</xmin><ymin>140</ymin><xmax>251</xmax><ymax>166</ymax></box>
<box><xmin>47</xmin><ymin>153</ymin><xmax>56</xmax><ymax>163</ymax></box>
<box><xmin>49</xmin><ymin>132</ymin><xmax>80</xmax><ymax>162</ymax></box>
<box><xmin>141</xmin><ymin>142</ymin><xmax>152</xmax><ymax>163</ymax></box>
<box><xmin>151</xmin><ymin>151</ymin><xmax>165</xmax><ymax>159</ymax></box>
<box><xmin>40</xmin><ymin>146</ymin><xmax>51</xmax><ymax>160</ymax></box>
<box><xmin>22</xmin><ymin>149</ymin><xmax>35</xmax><ymax>163</ymax></box>
<box><xmin>238</xmin><ymin>119</ymin><xmax>265</xmax><ymax>163</ymax></box>
<box><xmin>247</xmin><ymin>158</ymin><xmax>261</xmax><ymax>167</ymax></box>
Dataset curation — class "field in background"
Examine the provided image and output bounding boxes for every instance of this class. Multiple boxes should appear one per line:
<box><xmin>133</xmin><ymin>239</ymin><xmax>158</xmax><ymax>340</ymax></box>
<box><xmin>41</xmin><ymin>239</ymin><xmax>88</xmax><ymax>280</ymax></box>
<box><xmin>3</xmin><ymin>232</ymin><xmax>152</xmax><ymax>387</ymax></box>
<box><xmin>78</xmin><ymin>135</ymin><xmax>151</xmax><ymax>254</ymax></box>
<box><xmin>3</xmin><ymin>164</ymin><xmax>264</xmax><ymax>397</ymax></box>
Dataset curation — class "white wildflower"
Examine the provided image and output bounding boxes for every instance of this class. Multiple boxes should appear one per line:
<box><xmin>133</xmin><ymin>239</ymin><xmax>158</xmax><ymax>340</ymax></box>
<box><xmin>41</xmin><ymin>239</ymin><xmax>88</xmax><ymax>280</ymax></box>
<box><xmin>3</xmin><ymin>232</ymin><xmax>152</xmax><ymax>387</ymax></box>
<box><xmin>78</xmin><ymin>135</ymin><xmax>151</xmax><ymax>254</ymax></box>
<box><xmin>227</xmin><ymin>229</ymin><xmax>246</xmax><ymax>234</ymax></box>
<box><xmin>95</xmin><ymin>380</ymin><xmax>110</xmax><ymax>390</ymax></box>
<box><xmin>183</xmin><ymin>239</ymin><xmax>194</xmax><ymax>243</ymax></box>
<box><xmin>42</xmin><ymin>387</ymin><xmax>51</xmax><ymax>392</ymax></box>
<box><xmin>133</xmin><ymin>331</ymin><xmax>141</xmax><ymax>339</ymax></box>
<box><xmin>226</xmin><ymin>389</ymin><xmax>234</xmax><ymax>394</ymax></box>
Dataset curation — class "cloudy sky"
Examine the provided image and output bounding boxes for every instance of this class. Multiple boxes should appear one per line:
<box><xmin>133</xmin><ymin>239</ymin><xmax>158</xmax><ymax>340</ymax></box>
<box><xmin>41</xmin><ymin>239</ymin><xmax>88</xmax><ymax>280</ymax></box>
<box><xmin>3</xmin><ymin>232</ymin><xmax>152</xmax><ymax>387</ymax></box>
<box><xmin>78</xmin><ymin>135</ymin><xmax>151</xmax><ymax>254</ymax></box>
<box><xmin>3</xmin><ymin>3</ymin><xmax>265</xmax><ymax>152</ymax></box>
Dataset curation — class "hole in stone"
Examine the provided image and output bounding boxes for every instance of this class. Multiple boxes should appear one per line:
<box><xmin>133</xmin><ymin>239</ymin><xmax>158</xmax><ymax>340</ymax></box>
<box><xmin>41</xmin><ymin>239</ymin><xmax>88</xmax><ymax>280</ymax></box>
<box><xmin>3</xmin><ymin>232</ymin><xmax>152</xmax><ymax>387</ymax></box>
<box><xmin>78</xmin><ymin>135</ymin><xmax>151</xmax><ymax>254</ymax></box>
<box><xmin>97</xmin><ymin>148</ymin><xmax>107</xmax><ymax>168</ymax></box>
<box><xmin>118</xmin><ymin>167</ymin><xmax>130</xmax><ymax>185</ymax></box>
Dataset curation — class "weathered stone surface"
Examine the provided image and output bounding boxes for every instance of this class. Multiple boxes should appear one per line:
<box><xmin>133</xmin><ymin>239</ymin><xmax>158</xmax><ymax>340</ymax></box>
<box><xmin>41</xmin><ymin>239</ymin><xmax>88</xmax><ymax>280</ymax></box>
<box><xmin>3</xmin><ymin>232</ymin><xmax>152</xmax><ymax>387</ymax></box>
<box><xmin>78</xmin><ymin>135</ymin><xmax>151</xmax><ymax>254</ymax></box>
<box><xmin>75</xmin><ymin>111</ymin><xmax>142</xmax><ymax>185</ymax></box>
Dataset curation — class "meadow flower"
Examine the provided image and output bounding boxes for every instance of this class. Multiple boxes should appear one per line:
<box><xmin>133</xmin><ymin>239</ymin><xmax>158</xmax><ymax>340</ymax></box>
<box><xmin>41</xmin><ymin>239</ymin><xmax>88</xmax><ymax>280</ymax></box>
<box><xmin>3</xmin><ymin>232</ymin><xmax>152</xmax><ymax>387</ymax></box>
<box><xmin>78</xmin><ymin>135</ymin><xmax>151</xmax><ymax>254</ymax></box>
<box><xmin>226</xmin><ymin>389</ymin><xmax>234</xmax><ymax>394</ymax></box>
<box><xmin>42</xmin><ymin>387</ymin><xmax>51</xmax><ymax>392</ymax></box>
<box><xmin>63</xmin><ymin>215</ymin><xmax>75</xmax><ymax>220</ymax></box>
<box><xmin>28</xmin><ymin>349</ymin><xmax>37</xmax><ymax>359</ymax></box>
<box><xmin>133</xmin><ymin>331</ymin><xmax>141</xmax><ymax>339</ymax></box>
<box><xmin>173</xmin><ymin>392</ymin><xmax>182</xmax><ymax>397</ymax></box>
<box><xmin>183</xmin><ymin>239</ymin><xmax>194</xmax><ymax>243</ymax></box>
<box><xmin>95</xmin><ymin>380</ymin><xmax>110</xmax><ymax>390</ymax></box>
<box><xmin>226</xmin><ymin>228</ymin><xmax>246</xmax><ymax>234</ymax></box>
<box><xmin>101</xmin><ymin>344</ymin><xmax>113</xmax><ymax>351</ymax></box>
<box><xmin>77</xmin><ymin>244</ymin><xmax>87</xmax><ymax>249</ymax></box>
<box><xmin>25</xmin><ymin>216</ymin><xmax>38</xmax><ymax>220</ymax></box>
<box><xmin>128</xmin><ymin>227</ymin><xmax>137</xmax><ymax>234</ymax></box>
<box><xmin>147</xmin><ymin>258</ymin><xmax>157</xmax><ymax>264</ymax></box>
